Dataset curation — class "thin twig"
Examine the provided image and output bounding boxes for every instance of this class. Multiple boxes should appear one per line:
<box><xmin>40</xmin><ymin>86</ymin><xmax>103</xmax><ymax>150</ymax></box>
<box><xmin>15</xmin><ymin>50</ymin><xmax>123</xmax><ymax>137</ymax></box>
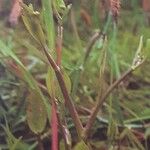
<box><xmin>51</xmin><ymin>24</ymin><xmax>63</xmax><ymax>150</ymax></box>
<box><xmin>84</xmin><ymin>31</ymin><xmax>103</xmax><ymax>62</ymax></box>
<box><xmin>55</xmin><ymin>24</ymin><xmax>72</xmax><ymax>150</ymax></box>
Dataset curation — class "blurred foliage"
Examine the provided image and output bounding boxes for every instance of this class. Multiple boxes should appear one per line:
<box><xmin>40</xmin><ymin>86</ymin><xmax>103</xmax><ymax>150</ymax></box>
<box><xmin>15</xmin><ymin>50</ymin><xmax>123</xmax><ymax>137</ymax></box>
<box><xmin>0</xmin><ymin>0</ymin><xmax>150</xmax><ymax>150</ymax></box>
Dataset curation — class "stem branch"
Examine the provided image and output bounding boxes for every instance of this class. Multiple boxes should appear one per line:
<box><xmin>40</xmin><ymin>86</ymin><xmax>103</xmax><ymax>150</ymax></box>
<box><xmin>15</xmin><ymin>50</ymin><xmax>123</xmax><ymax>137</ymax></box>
<box><xmin>43</xmin><ymin>45</ymin><xmax>83</xmax><ymax>137</ymax></box>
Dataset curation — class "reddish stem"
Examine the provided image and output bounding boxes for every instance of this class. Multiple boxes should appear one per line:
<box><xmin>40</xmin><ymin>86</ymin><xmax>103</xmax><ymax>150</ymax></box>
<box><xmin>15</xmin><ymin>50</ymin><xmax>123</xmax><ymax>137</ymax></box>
<box><xmin>56</xmin><ymin>27</ymin><xmax>62</xmax><ymax>66</ymax></box>
<box><xmin>56</xmin><ymin>26</ymin><xmax>63</xmax><ymax>66</ymax></box>
<box><xmin>51</xmin><ymin>26</ymin><xmax>63</xmax><ymax>150</ymax></box>
<box><xmin>51</xmin><ymin>101</ymin><xmax>58</xmax><ymax>150</ymax></box>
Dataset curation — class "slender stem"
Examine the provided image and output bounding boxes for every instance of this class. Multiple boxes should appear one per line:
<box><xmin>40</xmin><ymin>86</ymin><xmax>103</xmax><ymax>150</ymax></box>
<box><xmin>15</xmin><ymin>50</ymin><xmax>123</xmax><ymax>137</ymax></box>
<box><xmin>51</xmin><ymin>98</ymin><xmax>71</xmax><ymax>150</ymax></box>
<box><xmin>84</xmin><ymin>31</ymin><xmax>102</xmax><ymax>62</ymax></box>
<box><xmin>51</xmin><ymin>101</ymin><xmax>58</xmax><ymax>150</ymax></box>
<box><xmin>51</xmin><ymin>24</ymin><xmax>63</xmax><ymax>150</ymax></box>
<box><xmin>55</xmin><ymin>25</ymin><xmax>72</xmax><ymax>150</ymax></box>
<box><xmin>83</xmin><ymin>68</ymin><xmax>133</xmax><ymax>140</ymax></box>
<box><xmin>42</xmin><ymin>45</ymin><xmax>83</xmax><ymax>137</ymax></box>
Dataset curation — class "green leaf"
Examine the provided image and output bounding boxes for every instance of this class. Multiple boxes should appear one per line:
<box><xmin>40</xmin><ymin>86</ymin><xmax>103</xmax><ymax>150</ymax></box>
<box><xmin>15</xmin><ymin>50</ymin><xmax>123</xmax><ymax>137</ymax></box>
<box><xmin>46</xmin><ymin>67</ymin><xmax>71</xmax><ymax>101</ymax></box>
<box><xmin>46</xmin><ymin>67</ymin><xmax>56</xmax><ymax>98</ymax></box>
<box><xmin>56</xmin><ymin>0</ymin><xmax>66</xmax><ymax>9</ymax></box>
<box><xmin>21</xmin><ymin>4</ymin><xmax>45</xmax><ymax>45</ymax></box>
<box><xmin>0</xmin><ymin>39</ymin><xmax>50</xmax><ymax>121</ymax></box>
<box><xmin>52</xmin><ymin>0</ymin><xmax>71</xmax><ymax>24</ymax></box>
<box><xmin>53</xmin><ymin>0</ymin><xmax>66</xmax><ymax>15</ymax></box>
<box><xmin>26</xmin><ymin>90</ymin><xmax>47</xmax><ymax>134</ymax></box>
<box><xmin>73</xmin><ymin>141</ymin><xmax>90</xmax><ymax>150</ymax></box>
<box><xmin>145</xmin><ymin>39</ymin><xmax>150</xmax><ymax>50</ymax></box>
<box><xmin>42</xmin><ymin>0</ymin><xmax>55</xmax><ymax>49</ymax></box>
<box><xmin>132</xmin><ymin>36</ymin><xmax>145</xmax><ymax>70</ymax></box>
<box><xmin>21</xmin><ymin>40</ymin><xmax>48</xmax><ymax>63</ymax></box>
<box><xmin>145</xmin><ymin>39</ymin><xmax>150</xmax><ymax>57</ymax></box>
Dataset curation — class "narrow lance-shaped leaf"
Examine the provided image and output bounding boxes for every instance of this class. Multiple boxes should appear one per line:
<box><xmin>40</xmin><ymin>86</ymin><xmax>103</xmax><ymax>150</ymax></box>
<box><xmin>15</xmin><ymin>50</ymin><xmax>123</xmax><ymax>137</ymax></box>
<box><xmin>21</xmin><ymin>4</ymin><xmax>46</xmax><ymax>45</ymax></box>
<box><xmin>145</xmin><ymin>38</ymin><xmax>150</xmax><ymax>57</ymax></box>
<box><xmin>132</xmin><ymin>36</ymin><xmax>145</xmax><ymax>70</ymax></box>
<box><xmin>42</xmin><ymin>0</ymin><xmax>55</xmax><ymax>50</ymax></box>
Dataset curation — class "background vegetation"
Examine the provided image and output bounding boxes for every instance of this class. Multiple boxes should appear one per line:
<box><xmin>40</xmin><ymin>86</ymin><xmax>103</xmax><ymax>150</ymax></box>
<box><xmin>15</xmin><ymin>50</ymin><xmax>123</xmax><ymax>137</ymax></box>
<box><xmin>0</xmin><ymin>0</ymin><xmax>150</xmax><ymax>150</ymax></box>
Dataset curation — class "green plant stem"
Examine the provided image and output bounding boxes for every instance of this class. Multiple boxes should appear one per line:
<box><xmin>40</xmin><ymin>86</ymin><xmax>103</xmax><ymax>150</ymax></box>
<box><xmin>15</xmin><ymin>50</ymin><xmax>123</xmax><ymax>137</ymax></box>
<box><xmin>42</xmin><ymin>45</ymin><xmax>83</xmax><ymax>138</ymax></box>
<box><xmin>83</xmin><ymin>68</ymin><xmax>133</xmax><ymax>140</ymax></box>
<box><xmin>84</xmin><ymin>31</ymin><xmax>102</xmax><ymax>62</ymax></box>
